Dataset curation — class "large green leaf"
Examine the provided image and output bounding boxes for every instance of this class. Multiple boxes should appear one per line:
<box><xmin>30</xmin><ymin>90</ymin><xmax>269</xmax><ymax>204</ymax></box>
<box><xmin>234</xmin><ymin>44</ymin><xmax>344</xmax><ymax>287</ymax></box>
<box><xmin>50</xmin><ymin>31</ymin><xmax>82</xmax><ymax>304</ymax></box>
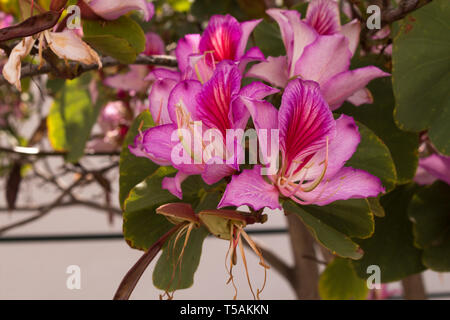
<box><xmin>319</xmin><ymin>258</ymin><xmax>368</xmax><ymax>300</ymax></box>
<box><xmin>119</xmin><ymin>111</ymin><xmax>158</xmax><ymax>209</ymax></box>
<box><xmin>346</xmin><ymin>122</ymin><xmax>397</xmax><ymax>192</ymax></box>
<box><xmin>340</xmin><ymin>76</ymin><xmax>419</xmax><ymax>184</ymax></box>
<box><xmin>409</xmin><ymin>181</ymin><xmax>450</xmax><ymax>271</ymax></box>
<box><xmin>352</xmin><ymin>184</ymin><xmax>426</xmax><ymax>282</ymax></box>
<box><xmin>284</xmin><ymin>200</ymin><xmax>363</xmax><ymax>260</ymax></box>
<box><xmin>47</xmin><ymin>76</ymin><xmax>102</xmax><ymax>163</ymax></box>
<box><xmin>392</xmin><ymin>0</ymin><xmax>450</xmax><ymax>155</ymax></box>
<box><xmin>83</xmin><ymin>16</ymin><xmax>146</xmax><ymax>64</ymax></box>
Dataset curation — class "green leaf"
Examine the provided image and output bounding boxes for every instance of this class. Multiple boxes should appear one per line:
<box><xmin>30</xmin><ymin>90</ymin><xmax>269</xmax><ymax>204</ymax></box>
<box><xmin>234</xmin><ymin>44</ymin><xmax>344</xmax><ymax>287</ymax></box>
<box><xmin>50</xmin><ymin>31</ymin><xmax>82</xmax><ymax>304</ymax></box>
<box><xmin>352</xmin><ymin>184</ymin><xmax>426</xmax><ymax>282</ymax></box>
<box><xmin>168</xmin><ymin>0</ymin><xmax>192</xmax><ymax>12</ymax></box>
<box><xmin>339</xmin><ymin>76</ymin><xmax>419</xmax><ymax>184</ymax></box>
<box><xmin>409</xmin><ymin>181</ymin><xmax>450</xmax><ymax>271</ymax></box>
<box><xmin>152</xmin><ymin>191</ymin><xmax>222</xmax><ymax>291</ymax></box>
<box><xmin>253</xmin><ymin>20</ymin><xmax>285</xmax><ymax>57</ymax></box>
<box><xmin>153</xmin><ymin>226</ymin><xmax>209</xmax><ymax>291</ymax></box>
<box><xmin>47</xmin><ymin>76</ymin><xmax>102</xmax><ymax>163</ymax></box>
<box><xmin>346</xmin><ymin>122</ymin><xmax>397</xmax><ymax>192</ymax></box>
<box><xmin>83</xmin><ymin>16</ymin><xmax>146</xmax><ymax>64</ymax></box>
<box><xmin>392</xmin><ymin>0</ymin><xmax>450</xmax><ymax>155</ymax></box>
<box><xmin>123</xmin><ymin>167</ymin><xmax>207</xmax><ymax>251</ymax></box>
<box><xmin>119</xmin><ymin>111</ymin><xmax>158</xmax><ymax>209</ymax></box>
<box><xmin>284</xmin><ymin>200</ymin><xmax>363</xmax><ymax>260</ymax></box>
<box><xmin>319</xmin><ymin>258</ymin><xmax>368</xmax><ymax>300</ymax></box>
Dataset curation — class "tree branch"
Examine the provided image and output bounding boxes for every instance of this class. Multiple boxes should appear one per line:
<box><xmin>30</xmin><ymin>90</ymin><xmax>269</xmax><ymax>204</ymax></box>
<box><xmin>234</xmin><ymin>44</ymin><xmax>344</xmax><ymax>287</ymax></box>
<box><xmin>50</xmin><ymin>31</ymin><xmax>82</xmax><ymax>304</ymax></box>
<box><xmin>0</xmin><ymin>54</ymin><xmax>178</xmax><ymax>86</ymax></box>
<box><xmin>381</xmin><ymin>0</ymin><xmax>432</xmax><ymax>25</ymax></box>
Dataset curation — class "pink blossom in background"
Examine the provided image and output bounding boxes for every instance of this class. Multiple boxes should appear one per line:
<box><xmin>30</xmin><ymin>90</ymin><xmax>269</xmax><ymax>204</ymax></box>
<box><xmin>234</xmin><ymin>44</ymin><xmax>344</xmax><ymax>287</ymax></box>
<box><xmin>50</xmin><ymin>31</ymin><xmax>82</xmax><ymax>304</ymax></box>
<box><xmin>85</xmin><ymin>0</ymin><xmax>153</xmax><ymax>21</ymax></box>
<box><xmin>415</xmin><ymin>154</ymin><xmax>450</xmax><ymax>186</ymax></box>
<box><xmin>219</xmin><ymin>79</ymin><xmax>385</xmax><ymax>210</ymax></box>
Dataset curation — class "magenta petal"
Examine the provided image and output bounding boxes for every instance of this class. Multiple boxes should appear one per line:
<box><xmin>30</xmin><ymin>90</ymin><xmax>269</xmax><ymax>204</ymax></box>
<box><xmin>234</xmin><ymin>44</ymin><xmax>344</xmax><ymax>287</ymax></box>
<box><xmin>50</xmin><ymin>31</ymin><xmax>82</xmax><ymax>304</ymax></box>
<box><xmin>306</xmin><ymin>115</ymin><xmax>360</xmax><ymax>180</ymax></box>
<box><xmin>419</xmin><ymin>154</ymin><xmax>450</xmax><ymax>185</ymax></box>
<box><xmin>88</xmin><ymin>0</ymin><xmax>151</xmax><ymax>21</ymax></box>
<box><xmin>129</xmin><ymin>124</ymin><xmax>177</xmax><ymax>166</ymax></box>
<box><xmin>104</xmin><ymin>65</ymin><xmax>148</xmax><ymax>92</ymax></box>
<box><xmin>267</xmin><ymin>9</ymin><xmax>317</xmax><ymax>75</ymax></box>
<box><xmin>238</xmin><ymin>46</ymin><xmax>266</xmax><ymax>73</ymax></box>
<box><xmin>246</xmin><ymin>56</ymin><xmax>289</xmax><ymax>88</ymax></box>
<box><xmin>346</xmin><ymin>88</ymin><xmax>373</xmax><ymax>106</ymax></box>
<box><xmin>298</xmin><ymin>167</ymin><xmax>385</xmax><ymax>206</ymax></box>
<box><xmin>279</xmin><ymin>79</ymin><xmax>335</xmax><ymax>169</ymax></box>
<box><xmin>144</xmin><ymin>32</ymin><xmax>165</xmax><ymax>55</ymax></box>
<box><xmin>162</xmin><ymin>172</ymin><xmax>189</xmax><ymax>199</ymax></box>
<box><xmin>322</xmin><ymin>66</ymin><xmax>390</xmax><ymax>110</ymax></box>
<box><xmin>305</xmin><ymin>0</ymin><xmax>340</xmax><ymax>35</ymax></box>
<box><xmin>199</xmin><ymin>14</ymin><xmax>242</xmax><ymax>62</ymax></box>
<box><xmin>196</xmin><ymin>61</ymin><xmax>242</xmax><ymax>136</ymax></box>
<box><xmin>145</xmin><ymin>68</ymin><xmax>181</xmax><ymax>82</ymax></box>
<box><xmin>149</xmin><ymin>78</ymin><xmax>177</xmax><ymax>125</ymax></box>
<box><xmin>218</xmin><ymin>166</ymin><xmax>281</xmax><ymax>210</ymax></box>
<box><xmin>168</xmin><ymin>80</ymin><xmax>202</xmax><ymax>123</ymax></box>
<box><xmin>202</xmin><ymin>163</ymin><xmax>235</xmax><ymax>185</ymax></box>
<box><xmin>176</xmin><ymin>34</ymin><xmax>201</xmax><ymax>73</ymax></box>
<box><xmin>341</xmin><ymin>19</ymin><xmax>361</xmax><ymax>55</ymax></box>
<box><xmin>295</xmin><ymin>34</ymin><xmax>351</xmax><ymax>86</ymax></box>
<box><xmin>237</xmin><ymin>19</ymin><xmax>262</xmax><ymax>58</ymax></box>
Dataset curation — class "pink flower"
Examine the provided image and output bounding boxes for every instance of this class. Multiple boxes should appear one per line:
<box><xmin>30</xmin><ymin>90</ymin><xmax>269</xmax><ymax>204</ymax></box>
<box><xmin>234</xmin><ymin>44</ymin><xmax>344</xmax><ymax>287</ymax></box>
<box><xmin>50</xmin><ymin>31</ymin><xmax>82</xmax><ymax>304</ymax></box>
<box><xmin>129</xmin><ymin>62</ymin><xmax>277</xmax><ymax>199</ymax></box>
<box><xmin>415</xmin><ymin>154</ymin><xmax>450</xmax><ymax>186</ymax></box>
<box><xmin>247</xmin><ymin>2</ymin><xmax>389</xmax><ymax>110</ymax></box>
<box><xmin>84</xmin><ymin>0</ymin><xmax>153</xmax><ymax>21</ymax></box>
<box><xmin>218</xmin><ymin>79</ymin><xmax>385</xmax><ymax>210</ymax></box>
<box><xmin>175</xmin><ymin>14</ymin><xmax>264</xmax><ymax>82</ymax></box>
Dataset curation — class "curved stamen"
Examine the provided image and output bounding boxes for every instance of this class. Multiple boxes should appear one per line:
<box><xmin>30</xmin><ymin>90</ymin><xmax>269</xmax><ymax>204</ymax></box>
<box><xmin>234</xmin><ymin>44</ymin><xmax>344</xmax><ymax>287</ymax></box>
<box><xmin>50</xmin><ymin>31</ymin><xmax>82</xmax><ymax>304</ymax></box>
<box><xmin>301</xmin><ymin>136</ymin><xmax>329</xmax><ymax>193</ymax></box>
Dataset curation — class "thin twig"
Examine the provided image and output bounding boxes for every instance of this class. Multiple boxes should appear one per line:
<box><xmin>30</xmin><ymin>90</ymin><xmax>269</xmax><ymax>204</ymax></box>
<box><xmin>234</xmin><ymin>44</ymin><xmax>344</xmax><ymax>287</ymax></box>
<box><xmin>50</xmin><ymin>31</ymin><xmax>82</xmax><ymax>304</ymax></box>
<box><xmin>0</xmin><ymin>55</ymin><xmax>177</xmax><ymax>86</ymax></box>
<box><xmin>0</xmin><ymin>146</ymin><xmax>120</xmax><ymax>157</ymax></box>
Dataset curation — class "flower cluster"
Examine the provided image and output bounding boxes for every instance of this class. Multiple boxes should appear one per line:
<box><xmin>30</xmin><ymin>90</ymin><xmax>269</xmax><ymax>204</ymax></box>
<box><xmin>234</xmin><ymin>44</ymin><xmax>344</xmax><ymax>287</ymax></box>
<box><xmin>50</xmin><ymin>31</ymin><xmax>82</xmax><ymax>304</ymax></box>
<box><xmin>131</xmin><ymin>1</ymin><xmax>387</xmax><ymax>208</ymax></box>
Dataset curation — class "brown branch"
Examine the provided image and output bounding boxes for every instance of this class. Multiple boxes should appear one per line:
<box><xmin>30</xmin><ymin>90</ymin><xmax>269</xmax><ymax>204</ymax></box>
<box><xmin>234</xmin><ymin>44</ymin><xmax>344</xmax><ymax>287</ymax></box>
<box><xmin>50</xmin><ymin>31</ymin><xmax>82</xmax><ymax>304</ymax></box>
<box><xmin>0</xmin><ymin>175</ymin><xmax>84</xmax><ymax>234</ymax></box>
<box><xmin>402</xmin><ymin>273</ymin><xmax>427</xmax><ymax>300</ymax></box>
<box><xmin>0</xmin><ymin>146</ymin><xmax>120</xmax><ymax>157</ymax></box>
<box><xmin>381</xmin><ymin>0</ymin><xmax>432</xmax><ymax>25</ymax></box>
<box><xmin>0</xmin><ymin>54</ymin><xmax>178</xmax><ymax>86</ymax></box>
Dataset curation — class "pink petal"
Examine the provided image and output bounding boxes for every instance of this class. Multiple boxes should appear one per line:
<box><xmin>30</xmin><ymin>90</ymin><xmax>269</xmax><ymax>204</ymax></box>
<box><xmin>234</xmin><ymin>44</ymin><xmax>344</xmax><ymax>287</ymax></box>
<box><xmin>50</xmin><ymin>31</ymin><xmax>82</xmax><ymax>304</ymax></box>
<box><xmin>168</xmin><ymin>80</ymin><xmax>203</xmax><ymax>123</ymax></box>
<box><xmin>294</xmin><ymin>34</ymin><xmax>351</xmax><ymax>86</ymax></box>
<box><xmin>88</xmin><ymin>0</ymin><xmax>152</xmax><ymax>21</ymax></box>
<box><xmin>305</xmin><ymin>0</ymin><xmax>341</xmax><ymax>35</ymax></box>
<box><xmin>346</xmin><ymin>88</ymin><xmax>373</xmax><ymax>106</ymax></box>
<box><xmin>149</xmin><ymin>78</ymin><xmax>178</xmax><ymax>125</ymax></box>
<box><xmin>129</xmin><ymin>124</ymin><xmax>177</xmax><ymax>166</ymax></box>
<box><xmin>279</xmin><ymin>79</ymin><xmax>335</xmax><ymax>172</ymax></box>
<box><xmin>341</xmin><ymin>19</ymin><xmax>361</xmax><ymax>56</ymax></box>
<box><xmin>218</xmin><ymin>166</ymin><xmax>281</xmax><ymax>210</ymax></box>
<box><xmin>306</xmin><ymin>115</ymin><xmax>360</xmax><ymax>180</ymax></box>
<box><xmin>321</xmin><ymin>66</ymin><xmax>390</xmax><ymax>110</ymax></box>
<box><xmin>267</xmin><ymin>9</ymin><xmax>317</xmax><ymax>75</ymax></box>
<box><xmin>237</xmin><ymin>46</ymin><xmax>266</xmax><ymax>73</ymax></box>
<box><xmin>196</xmin><ymin>61</ymin><xmax>241</xmax><ymax>136</ymax></box>
<box><xmin>202</xmin><ymin>163</ymin><xmax>236</xmax><ymax>185</ymax></box>
<box><xmin>144</xmin><ymin>32</ymin><xmax>165</xmax><ymax>55</ymax></box>
<box><xmin>199</xmin><ymin>14</ymin><xmax>242</xmax><ymax>62</ymax></box>
<box><xmin>419</xmin><ymin>154</ymin><xmax>450</xmax><ymax>185</ymax></box>
<box><xmin>104</xmin><ymin>65</ymin><xmax>149</xmax><ymax>92</ymax></box>
<box><xmin>246</xmin><ymin>56</ymin><xmax>289</xmax><ymax>88</ymax></box>
<box><xmin>162</xmin><ymin>172</ymin><xmax>189</xmax><ymax>199</ymax></box>
<box><xmin>297</xmin><ymin>167</ymin><xmax>385</xmax><ymax>206</ymax></box>
<box><xmin>145</xmin><ymin>68</ymin><xmax>181</xmax><ymax>82</ymax></box>
<box><xmin>237</xmin><ymin>19</ymin><xmax>262</xmax><ymax>58</ymax></box>
<box><xmin>175</xmin><ymin>34</ymin><xmax>201</xmax><ymax>73</ymax></box>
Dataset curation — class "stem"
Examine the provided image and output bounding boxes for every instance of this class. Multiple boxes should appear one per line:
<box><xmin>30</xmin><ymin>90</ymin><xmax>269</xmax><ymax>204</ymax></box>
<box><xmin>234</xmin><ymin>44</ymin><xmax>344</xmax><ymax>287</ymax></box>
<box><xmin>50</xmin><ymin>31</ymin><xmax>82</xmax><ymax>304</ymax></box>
<box><xmin>113</xmin><ymin>224</ymin><xmax>184</xmax><ymax>300</ymax></box>
<box><xmin>286</xmin><ymin>213</ymin><xmax>320</xmax><ymax>299</ymax></box>
<box><xmin>402</xmin><ymin>273</ymin><xmax>427</xmax><ymax>300</ymax></box>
